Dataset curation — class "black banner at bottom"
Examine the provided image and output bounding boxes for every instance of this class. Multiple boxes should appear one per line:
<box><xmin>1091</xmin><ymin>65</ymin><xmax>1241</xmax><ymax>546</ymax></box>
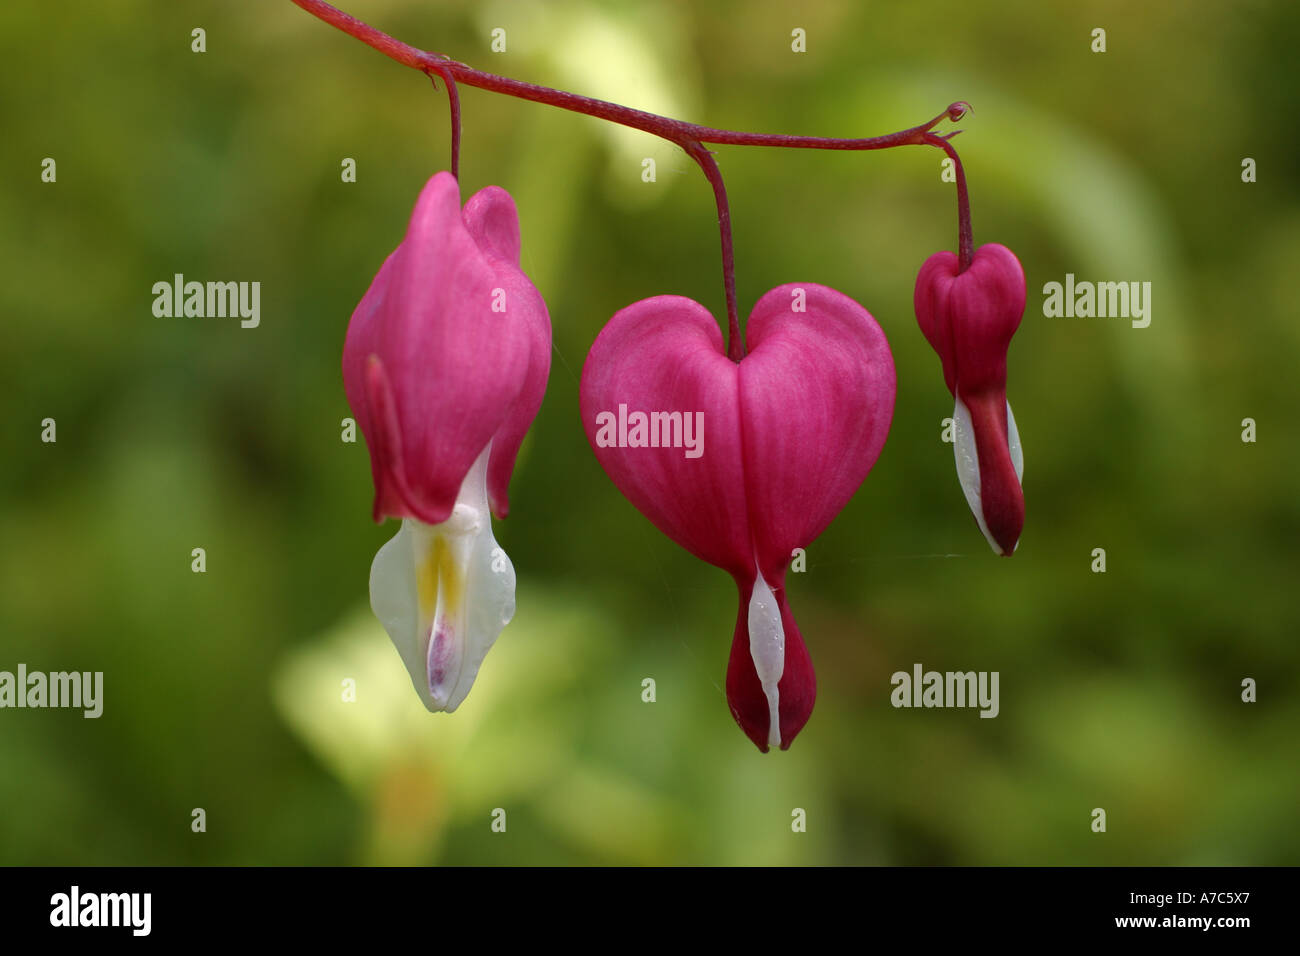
<box><xmin>0</xmin><ymin>866</ymin><xmax>1284</xmax><ymax>941</ymax></box>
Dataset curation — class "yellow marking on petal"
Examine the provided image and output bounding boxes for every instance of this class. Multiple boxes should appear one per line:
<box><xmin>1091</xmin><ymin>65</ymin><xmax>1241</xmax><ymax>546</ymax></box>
<box><xmin>417</xmin><ymin>533</ymin><xmax>463</xmax><ymax>619</ymax></box>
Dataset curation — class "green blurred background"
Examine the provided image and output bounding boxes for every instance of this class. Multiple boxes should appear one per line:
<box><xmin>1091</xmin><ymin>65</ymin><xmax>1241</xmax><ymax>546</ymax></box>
<box><xmin>2</xmin><ymin>0</ymin><xmax>1297</xmax><ymax>865</ymax></box>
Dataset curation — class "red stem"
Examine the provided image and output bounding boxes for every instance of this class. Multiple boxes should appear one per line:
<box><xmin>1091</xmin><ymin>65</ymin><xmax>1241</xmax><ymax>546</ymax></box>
<box><xmin>427</xmin><ymin>67</ymin><xmax>461</xmax><ymax>179</ymax></box>
<box><xmin>924</xmin><ymin>132</ymin><xmax>973</xmax><ymax>271</ymax></box>
<box><xmin>290</xmin><ymin>0</ymin><xmax>972</xmax><ymax>352</ymax></box>
<box><xmin>685</xmin><ymin>143</ymin><xmax>741</xmax><ymax>360</ymax></box>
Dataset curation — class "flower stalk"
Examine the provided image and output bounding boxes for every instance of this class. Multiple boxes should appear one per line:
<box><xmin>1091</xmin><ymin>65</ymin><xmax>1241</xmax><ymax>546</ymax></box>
<box><xmin>290</xmin><ymin>0</ymin><xmax>970</xmax><ymax>357</ymax></box>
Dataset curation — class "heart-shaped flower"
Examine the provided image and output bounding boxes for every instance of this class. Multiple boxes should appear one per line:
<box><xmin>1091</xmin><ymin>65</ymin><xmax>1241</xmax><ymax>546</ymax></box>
<box><xmin>343</xmin><ymin>172</ymin><xmax>551</xmax><ymax>712</ymax></box>
<box><xmin>914</xmin><ymin>243</ymin><xmax>1025</xmax><ymax>555</ymax></box>
<box><xmin>580</xmin><ymin>285</ymin><xmax>895</xmax><ymax>750</ymax></box>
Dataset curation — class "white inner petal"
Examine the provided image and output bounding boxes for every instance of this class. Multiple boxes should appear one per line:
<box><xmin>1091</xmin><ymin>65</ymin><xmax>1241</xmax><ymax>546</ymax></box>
<box><xmin>952</xmin><ymin>394</ymin><xmax>990</xmax><ymax>549</ymax></box>
<box><xmin>1007</xmin><ymin>400</ymin><xmax>1024</xmax><ymax>483</ymax></box>
<box><xmin>747</xmin><ymin>569</ymin><xmax>786</xmax><ymax>750</ymax></box>
<box><xmin>368</xmin><ymin>443</ymin><xmax>517</xmax><ymax>713</ymax></box>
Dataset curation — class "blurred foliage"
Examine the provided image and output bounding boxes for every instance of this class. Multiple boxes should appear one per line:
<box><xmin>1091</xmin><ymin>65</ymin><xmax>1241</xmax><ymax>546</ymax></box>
<box><xmin>1</xmin><ymin>0</ymin><xmax>1297</xmax><ymax>865</ymax></box>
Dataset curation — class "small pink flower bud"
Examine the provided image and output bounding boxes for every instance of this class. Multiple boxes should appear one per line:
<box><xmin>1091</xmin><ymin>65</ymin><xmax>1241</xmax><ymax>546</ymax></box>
<box><xmin>914</xmin><ymin>243</ymin><xmax>1026</xmax><ymax>555</ymax></box>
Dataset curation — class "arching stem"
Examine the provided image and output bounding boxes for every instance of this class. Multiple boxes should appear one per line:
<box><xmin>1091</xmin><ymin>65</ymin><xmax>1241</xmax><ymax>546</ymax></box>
<box><xmin>684</xmin><ymin>142</ymin><xmax>741</xmax><ymax>360</ymax></box>
<box><xmin>924</xmin><ymin>132</ymin><xmax>973</xmax><ymax>272</ymax></box>
<box><xmin>425</xmin><ymin>63</ymin><xmax>462</xmax><ymax>180</ymax></box>
<box><xmin>291</xmin><ymin>0</ymin><xmax>974</xmax><ymax>349</ymax></box>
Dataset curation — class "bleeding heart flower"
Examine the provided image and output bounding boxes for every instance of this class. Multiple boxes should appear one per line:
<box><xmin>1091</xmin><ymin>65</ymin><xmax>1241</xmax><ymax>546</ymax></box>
<box><xmin>580</xmin><ymin>285</ymin><xmax>895</xmax><ymax>751</ymax></box>
<box><xmin>343</xmin><ymin>171</ymin><xmax>551</xmax><ymax>712</ymax></box>
<box><xmin>914</xmin><ymin>243</ymin><xmax>1025</xmax><ymax>555</ymax></box>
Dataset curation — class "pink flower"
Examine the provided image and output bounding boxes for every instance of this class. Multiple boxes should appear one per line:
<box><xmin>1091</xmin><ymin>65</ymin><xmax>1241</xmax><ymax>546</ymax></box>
<box><xmin>343</xmin><ymin>172</ymin><xmax>551</xmax><ymax>712</ymax></box>
<box><xmin>580</xmin><ymin>285</ymin><xmax>895</xmax><ymax>751</ymax></box>
<box><xmin>914</xmin><ymin>244</ymin><xmax>1026</xmax><ymax>555</ymax></box>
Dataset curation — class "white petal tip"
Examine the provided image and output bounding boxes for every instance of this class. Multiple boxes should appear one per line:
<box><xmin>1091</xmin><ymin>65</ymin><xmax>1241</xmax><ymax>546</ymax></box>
<box><xmin>367</xmin><ymin>443</ymin><xmax>517</xmax><ymax>715</ymax></box>
<box><xmin>747</xmin><ymin>571</ymin><xmax>786</xmax><ymax>751</ymax></box>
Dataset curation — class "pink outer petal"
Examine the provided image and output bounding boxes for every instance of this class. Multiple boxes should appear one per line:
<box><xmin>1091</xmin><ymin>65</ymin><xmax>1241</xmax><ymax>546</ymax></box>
<box><xmin>343</xmin><ymin>172</ymin><xmax>548</xmax><ymax>524</ymax></box>
<box><xmin>947</xmin><ymin>244</ymin><xmax>1024</xmax><ymax>392</ymax></box>
<box><xmin>484</xmin><ymin>299</ymin><xmax>550</xmax><ymax>519</ymax></box>
<box><xmin>726</xmin><ymin>579</ymin><xmax>815</xmax><ymax>753</ymax></box>
<box><xmin>579</xmin><ymin>296</ymin><xmax>754</xmax><ymax>579</ymax></box>
<box><xmin>463</xmin><ymin>185</ymin><xmax>522</xmax><ymax>265</ymax></box>
<box><xmin>913</xmin><ymin>250</ymin><xmax>960</xmax><ymax>395</ymax></box>
<box><xmin>346</xmin><ymin>256</ymin><xmax>407</xmax><ymax>523</ymax></box>
<box><xmin>462</xmin><ymin>184</ymin><xmax>548</xmax><ymax>520</ymax></box>
<box><xmin>739</xmin><ymin>284</ymin><xmax>896</xmax><ymax>586</ymax></box>
<box><xmin>913</xmin><ymin>244</ymin><xmax>1025</xmax><ymax>397</ymax></box>
<box><xmin>461</xmin><ymin>186</ymin><xmax>552</xmax><ymax>519</ymax></box>
<box><xmin>361</xmin><ymin>355</ymin><xmax>416</xmax><ymax>523</ymax></box>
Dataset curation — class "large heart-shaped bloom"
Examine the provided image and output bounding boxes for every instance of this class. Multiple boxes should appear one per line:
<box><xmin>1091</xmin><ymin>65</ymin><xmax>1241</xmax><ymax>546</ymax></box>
<box><xmin>580</xmin><ymin>285</ymin><xmax>895</xmax><ymax>750</ymax></box>
<box><xmin>344</xmin><ymin>172</ymin><xmax>551</xmax><ymax>713</ymax></box>
<box><xmin>914</xmin><ymin>243</ymin><xmax>1025</xmax><ymax>555</ymax></box>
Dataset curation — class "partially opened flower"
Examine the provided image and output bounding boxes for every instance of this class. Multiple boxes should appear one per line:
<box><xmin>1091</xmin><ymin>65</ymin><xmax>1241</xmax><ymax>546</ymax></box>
<box><xmin>581</xmin><ymin>285</ymin><xmax>895</xmax><ymax>751</ymax></box>
<box><xmin>914</xmin><ymin>243</ymin><xmax>1025</xmax><ymax>555</ymax></box>
<box><xmin>343</xmin><ymin>171</ymin><xmax>551</xmax><ymax>712</ymax></box>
